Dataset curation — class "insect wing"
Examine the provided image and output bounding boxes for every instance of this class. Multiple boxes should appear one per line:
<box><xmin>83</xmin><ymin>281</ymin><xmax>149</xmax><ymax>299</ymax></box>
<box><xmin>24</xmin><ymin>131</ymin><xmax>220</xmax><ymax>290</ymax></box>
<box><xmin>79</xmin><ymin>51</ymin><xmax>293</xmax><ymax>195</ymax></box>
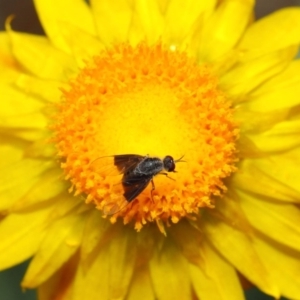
<box><xmin>90</xmin><ymin>154</ymin><xmax>145</xmax><ymax>177</ymax></box>
<box><xmin>103</xmin><ymin>179</ymin><xmax>150</xmax><ymax>215</ymax></box>
<box><xmin>89</xmin><ymin>156</ymin><xmax>119</xmax><ymax>177</ymax></box>
<box><xmin>90</xmin><ymin>154</ymin><xmax>148</xmax><ymax>215</ymax></box>
<box><xmin>113</xmin><ymin>154</ymin><xmax>145</xmax><ymax>173</ymax></box>
<box><xmin>103</xmin><ymin>174</ymin><xmax>152</xmax><ymax>215</ymax></box>
<box><xmin>103</xmin><ymin>196</ymin><xmax>130</xmax><ymax>216</ymax></box>
<box><xmin>122</xmin><ymin>175</ymin><xmax>152</xmax><ymax>202</ymax></box>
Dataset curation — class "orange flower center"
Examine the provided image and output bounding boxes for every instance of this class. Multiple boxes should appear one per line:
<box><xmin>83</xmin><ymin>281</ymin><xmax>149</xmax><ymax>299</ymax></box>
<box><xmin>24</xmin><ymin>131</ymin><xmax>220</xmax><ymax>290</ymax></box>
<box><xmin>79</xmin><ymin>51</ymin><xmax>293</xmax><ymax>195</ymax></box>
<box><xmin>52</xmin><ymin>42</ymin><xmax>238</xmax><ymax>232</ymax></box>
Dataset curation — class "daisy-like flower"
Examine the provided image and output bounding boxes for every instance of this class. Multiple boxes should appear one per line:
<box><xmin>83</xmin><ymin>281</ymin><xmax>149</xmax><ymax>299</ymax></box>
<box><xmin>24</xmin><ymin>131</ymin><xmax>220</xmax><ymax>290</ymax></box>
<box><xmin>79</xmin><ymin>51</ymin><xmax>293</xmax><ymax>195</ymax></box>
<box><xmin>1</xmin><ymin>0</ymin><xmax>300</xmax><ymax>299</ymax></box>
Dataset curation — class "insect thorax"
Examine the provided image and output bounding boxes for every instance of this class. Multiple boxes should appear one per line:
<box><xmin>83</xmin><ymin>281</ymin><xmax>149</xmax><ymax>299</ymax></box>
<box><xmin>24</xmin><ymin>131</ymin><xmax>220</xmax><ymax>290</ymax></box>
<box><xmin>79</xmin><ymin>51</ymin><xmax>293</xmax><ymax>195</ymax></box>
<box><xmin>134</xmin><ymin>157</ymin><xmax>164</xmax><ymax>176</ymax></box>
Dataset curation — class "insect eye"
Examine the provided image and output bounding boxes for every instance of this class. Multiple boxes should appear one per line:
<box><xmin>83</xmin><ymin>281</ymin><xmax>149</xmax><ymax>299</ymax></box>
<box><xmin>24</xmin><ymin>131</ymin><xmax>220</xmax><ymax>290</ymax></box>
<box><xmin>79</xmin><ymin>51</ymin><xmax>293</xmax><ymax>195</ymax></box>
<box><xmin>163</xmin><ymin>155</ymin><xmax>175</xmax><ymax>172</ymax></box>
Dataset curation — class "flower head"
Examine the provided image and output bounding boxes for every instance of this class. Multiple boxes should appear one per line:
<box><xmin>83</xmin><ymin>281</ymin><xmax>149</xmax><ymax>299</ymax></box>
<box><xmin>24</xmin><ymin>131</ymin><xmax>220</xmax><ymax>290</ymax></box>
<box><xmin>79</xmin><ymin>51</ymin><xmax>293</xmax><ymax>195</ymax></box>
<box><xmin>53</xmin><ymin>42</ymin><xmax>238</xmax><ymax>231</ymax></box>
<box><xmin>1</xmin><ymin>1</ymin><xmax>300</xmax><ymax>299</ymax></box>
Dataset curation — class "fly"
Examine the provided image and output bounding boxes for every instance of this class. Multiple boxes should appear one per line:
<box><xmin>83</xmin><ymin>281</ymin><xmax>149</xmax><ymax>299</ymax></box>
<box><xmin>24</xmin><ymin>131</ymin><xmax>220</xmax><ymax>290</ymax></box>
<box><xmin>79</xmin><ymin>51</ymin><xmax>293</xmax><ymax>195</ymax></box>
<box><xmin>91</xmin><ymin>154</ymin><xmax>185</xmax><ymax>215</ymax></box>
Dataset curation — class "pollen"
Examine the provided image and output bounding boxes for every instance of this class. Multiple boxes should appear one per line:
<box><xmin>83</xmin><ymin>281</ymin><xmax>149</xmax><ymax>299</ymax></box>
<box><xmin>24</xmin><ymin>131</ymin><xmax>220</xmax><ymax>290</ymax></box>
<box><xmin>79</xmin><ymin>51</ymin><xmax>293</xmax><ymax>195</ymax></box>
<box><xmin>52</xmin><ymin>42</ymin><xmax>238</xmax><ymax>232</ymax></box>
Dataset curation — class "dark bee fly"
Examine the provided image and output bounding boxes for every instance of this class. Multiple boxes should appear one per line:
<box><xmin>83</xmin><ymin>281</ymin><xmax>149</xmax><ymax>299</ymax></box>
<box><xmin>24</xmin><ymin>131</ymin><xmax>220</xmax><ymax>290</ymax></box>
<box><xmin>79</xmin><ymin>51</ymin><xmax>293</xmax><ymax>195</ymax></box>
<box><xmin>91</xmin><ymin>154</ymin><xmax>184</xmax><ymax>215</ymax></box>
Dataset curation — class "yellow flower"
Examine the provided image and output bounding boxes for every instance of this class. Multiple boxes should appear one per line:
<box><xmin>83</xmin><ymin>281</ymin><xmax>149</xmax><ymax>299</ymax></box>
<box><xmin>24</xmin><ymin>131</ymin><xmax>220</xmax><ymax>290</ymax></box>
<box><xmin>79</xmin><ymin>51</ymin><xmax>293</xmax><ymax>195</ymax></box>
<box><xmin>1</xmin><ymin>0</ymin><xmax>300</xmax><ymax>299</ymax></box>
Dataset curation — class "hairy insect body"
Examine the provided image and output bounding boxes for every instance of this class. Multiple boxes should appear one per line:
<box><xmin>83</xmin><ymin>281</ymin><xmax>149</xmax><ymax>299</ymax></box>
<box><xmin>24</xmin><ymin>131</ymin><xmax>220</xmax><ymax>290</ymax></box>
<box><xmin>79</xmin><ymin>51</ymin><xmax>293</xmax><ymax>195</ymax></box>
<box><xmin>131</xmin><ymin>157</ymin><xmax>164</xmax><ymax>176</ymax></box>
<box><xmin>122</xmin><ymin>157</ymin><xmax>165</xmax><ymax>201</ymax></box>
<box><xmin>93</xmin><ymin>154</ymin><xmax>184</xmax><ymax>214</ymax></box>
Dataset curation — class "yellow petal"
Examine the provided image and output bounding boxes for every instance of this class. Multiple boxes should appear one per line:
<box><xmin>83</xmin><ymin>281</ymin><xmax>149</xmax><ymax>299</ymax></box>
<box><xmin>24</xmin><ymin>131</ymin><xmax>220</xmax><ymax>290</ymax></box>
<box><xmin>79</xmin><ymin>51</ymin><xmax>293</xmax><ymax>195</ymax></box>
<box><xmin>47</xmin><ymin>193</ymin><xmax>83</xmax><ymax>221</ymax></box>
<box><xmin>232</xmin><ymin>156</ymin><xmax>300</xmax><ymax>203</ymax></box>
<box><xmin>0</xmin><ymin>207</ymin><xmax>52</xmax><ymax>270</ymax></box>
<box><xmin>80</xmin><ymin>210</ymin><xmax>111</xmax><ymax>263</ymax></box>
<box><xmin>106</xmin><ymin>228</ymin><xmax>136</xmax><ymax>299</ymax></box>
<box><xmin>15</xmin><ymin>74</ymin><xmax>62</xmax><ymax>103</ymax></box>
<box><xmin>198</xmin><ymin>0</ymin><xmax>254</xmax><ymax>61</ymax></box>
<box><xmin>220</xmin><ymin>46</ymin><xmax>297</xmax><ymax>98</ymax></box>
<box><xmin>23</xmin><ymin>137</ymin><xmax>56</xmax><ymax>160</ymax></box>
<box><xmin>238</xmin><ymin>190</ymin><xmax>300</xmax><ymax>252</ymax></box>
<box><xmin>0</xmin><ymin>128</ymin><xmax>46</xmax><ymax>141</ymax></box>
<box><xmin>245</xmin><ymin>60</ymin><xmax>300</xmax><ymax>111</ymax></box>
<box><xmin>37</xmin><ymin>255</ymin><xmax>77</xmax><ymax>300</ymax></box>
<box><xmin>253</xmin><ymin>59</ymin><xmax>300</xmax><ymax>93</ymax></box>
<box><xmin>127</xmin><ymin>265</ymin><xmax>155</xmax><ymax>300</ymax></box>
<box><xmin>1</xmin><ymin>82</ymin><xmax>45</xmax><ymax>117</ymax></box>
<box><xmin>73</xmin><ymin>225</ymin><xmax>136</xmax><ymax>300</ymax></box>
<box><xmin>7</xmin><ymin>29</ymin><xmax>75</xmax><ymax>80</ymax></box>
<box><xmin>257</xmin><ymin>151</ymin><xmax>300</xmax><ymax>196</ymax></box>
<box><xmin>72</xmin><ymin>247</ymin><xmax>110</xmax><ymax>300</ymax></box>
<box><xmin>170</xmin><ymin>220</ymin><xmax>203</xmax><ymax>265</ymax></box>
<box><xmin>34</xmin><ymin>0</ymin><xmax>96</xmax><ymax>53</ymax></box>
<box><xmin>204</xmin><ymin>215</ymin><xmax>279</xmax><ymax>297</ymax></box>
<box><xmin>0</xmin><ymin>32</ymin><xmax>22</xmax><ymax>76</ymax></box>
<box><xmin>236</xmin><ymin>134</ymin><xmax>264</xmax><ymax>158</ymax></box>
<box><xmin>0</xmin><ymin>112</ymin><xmax>47</xmax><ymax>130</ymax></box>
<box><xmin>149</xmin><ymin>241</ymin><xmax>191</xmax><ymax>300</ymax></box>
<box><xmin>235</xmin><ymin>107</ymin><xmax>289</xmax><ymax>134</ymax></box>
<box><xmin>90</xmin><ymin>0</ymin><xmax>132</xmax><ymax>45</ymax></box>
<box><xmin>239</xmin><ymin>8</ymin><xmax>300</xmax><ymax>59</ymax></box>
<box><xmin>0</xmin><ymin>159</ymin><xmax>52</xmax><ymax>211</ymax></box>
<box><xmin>245</xmin><ymin>98</ymin><xmax>297</xmax><ymax>120</ymax></box>
<box><xmin>253</xmin><ymin>235</ymin><xmax>300</xmax><ymax>299</ymax></box>
<box><xmin>0</xmin><ymin>135</ymin><xmax>27</xmax><ymax>168</ymax></box>
<box><xmin>129</xmin><ymin>0</ymin><xmax>164</xmax><ymax>44</ymax></box>
<box><xmin>164</xmin><ymin>0</ymin><xmax>216</xmax><ymax>45</ymax></box>
<box><xmin>0</xmin><ymin>85</ymin><xmax>47</xmax><ymax>129</ymax></box>
<box><xmin>214</xmin><ymin>195</ymin><xmax>253</xmax><ymax>234</ymax></box>
<box><xmin>56</xmin><ymin>23</ymin><xmax>105</xmax><ymax>68</ymax></box>
<box><xmin>22</xmin><ymin>213</ymin><xmax>84</xmax><ymax>288</ymax></box>
<box><xmin>12</xmin><ymin>167</ymin><xmax>67</xmax><ymax>211</ymax></box>
<box><xmin>247</xmin><ymin>119</ymin><xmax>300</xmax><ymax>152</ymax></box>
<box><xmin>189</xmin><ymin>239</ymin><xmax>244</xmax><ymax>300</ymax></box>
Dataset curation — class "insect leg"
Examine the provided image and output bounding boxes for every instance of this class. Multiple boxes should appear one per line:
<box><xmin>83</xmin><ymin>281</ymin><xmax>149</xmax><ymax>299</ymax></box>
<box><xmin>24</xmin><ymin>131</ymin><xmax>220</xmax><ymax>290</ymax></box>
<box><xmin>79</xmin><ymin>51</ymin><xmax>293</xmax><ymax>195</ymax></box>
<box><xmin>150</xmin><ymin>179</ymin><xmax>155</xmax><ymax>202</ymax></box>
<box><xmin>159</xmin><ymin>172</ymin><xmax>175</xmax><ymax>181</ymax></box>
